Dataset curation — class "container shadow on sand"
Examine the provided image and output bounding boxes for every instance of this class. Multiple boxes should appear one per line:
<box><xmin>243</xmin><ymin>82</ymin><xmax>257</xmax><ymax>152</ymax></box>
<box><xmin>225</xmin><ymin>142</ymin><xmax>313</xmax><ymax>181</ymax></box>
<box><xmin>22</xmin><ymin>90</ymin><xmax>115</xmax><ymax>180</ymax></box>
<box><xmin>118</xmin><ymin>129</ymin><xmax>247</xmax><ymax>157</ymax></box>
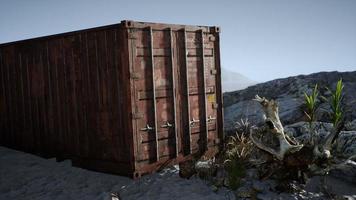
<box><xmin>0</xmin><ymin>146</ymin><xmax>233</xmax><ymax>200</ymax></box>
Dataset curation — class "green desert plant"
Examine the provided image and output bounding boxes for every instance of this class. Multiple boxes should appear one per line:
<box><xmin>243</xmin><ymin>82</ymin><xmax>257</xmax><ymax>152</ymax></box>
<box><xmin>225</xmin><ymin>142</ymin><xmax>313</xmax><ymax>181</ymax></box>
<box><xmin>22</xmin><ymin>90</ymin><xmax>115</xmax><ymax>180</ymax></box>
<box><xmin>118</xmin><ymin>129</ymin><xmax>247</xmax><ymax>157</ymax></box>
<box><xmin>304</xmin><ymin>84</ymin><xmax>319</xmax><ymax>124</ymax></box>
<box><xmin>304</xmin><ymin>84</ymin><xmax>320</xmax><ymax>145</ymax></box>
<box><xmin>322</xmin><ymin>79</ymin><xmax>344</xmax><ymax>128</ymax></box>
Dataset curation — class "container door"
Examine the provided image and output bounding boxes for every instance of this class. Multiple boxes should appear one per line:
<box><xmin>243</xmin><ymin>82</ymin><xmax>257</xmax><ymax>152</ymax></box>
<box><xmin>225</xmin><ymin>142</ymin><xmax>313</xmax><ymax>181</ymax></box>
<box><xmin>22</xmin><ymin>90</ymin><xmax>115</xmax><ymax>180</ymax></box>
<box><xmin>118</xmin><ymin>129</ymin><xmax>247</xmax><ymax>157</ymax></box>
<box><xmin>180</xmin><ymin>30</ymin><xmax>219</xmax><ymax>155</ymax></box>
<box><xmin>130</xmin><ymin>28</ymin><xmax>179</xmax><ymax>162</ymax></box>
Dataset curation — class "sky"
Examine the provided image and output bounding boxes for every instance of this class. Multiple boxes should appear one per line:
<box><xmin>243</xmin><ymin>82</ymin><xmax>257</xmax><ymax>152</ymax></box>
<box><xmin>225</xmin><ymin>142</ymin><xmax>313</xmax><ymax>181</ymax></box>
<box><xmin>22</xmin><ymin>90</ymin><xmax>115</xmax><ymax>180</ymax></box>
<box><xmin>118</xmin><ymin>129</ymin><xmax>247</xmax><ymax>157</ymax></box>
<box><xmin>0</xmin><ymin>0</ymin><xmax>355</xmax><ymax>82</ymax></box>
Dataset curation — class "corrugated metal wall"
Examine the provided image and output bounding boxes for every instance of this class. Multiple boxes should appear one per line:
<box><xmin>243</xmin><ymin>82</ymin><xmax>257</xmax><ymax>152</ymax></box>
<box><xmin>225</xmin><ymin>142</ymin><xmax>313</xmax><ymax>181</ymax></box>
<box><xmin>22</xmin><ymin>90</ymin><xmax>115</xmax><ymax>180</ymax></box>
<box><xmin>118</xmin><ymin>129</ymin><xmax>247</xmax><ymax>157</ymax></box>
<box><xmin>0</xmin><ymin>25</ymin><xmax>132</xmax><ymax>164</ymax></box>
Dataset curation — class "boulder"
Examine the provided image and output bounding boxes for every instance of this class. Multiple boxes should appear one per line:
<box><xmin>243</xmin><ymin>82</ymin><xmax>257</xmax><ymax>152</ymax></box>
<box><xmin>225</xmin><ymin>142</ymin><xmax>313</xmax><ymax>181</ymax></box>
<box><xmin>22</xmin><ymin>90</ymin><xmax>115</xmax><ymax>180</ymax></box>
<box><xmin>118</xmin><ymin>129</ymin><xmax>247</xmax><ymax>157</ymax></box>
<box><xmin>179</xmin><ymin>160</ymin><xmax>196</xmax><ymax>178</ymax></box>
<box><xmin>284</xmin><ymin>122</ymin><xmax>333</xmax><ymax>144</ymax></box>
<box><xmin>252</xmin><ymin>180</ymin><xmax>276</xmax><ymax>192</ymax></box>
<box><xmin>235</xmin><ymin>184</ymin><xmax>255</xmax><ymax>198</ymax></box>
<box><xmin>334</xmin><ymin>131</ymin><xmax>356</xmax><ymax>157</ymax></box>
<box><xmin>284</xmin><ymin>122</ymin><xmax>356</xmax><ymax>157</ymax></box>
<box><xmin>194</xmin><ymin>160</ymin><xmax>217</xmax><ymax>179</ymax></box>
<box><xmin>329</xmin><ymin>158</ymin><xmax>356</xmax><ymax>184</ymax></box>
<box><xmin>305</xmin><ymin>175</ymin><xmax>356</xmax><ymax>196</ymax></box>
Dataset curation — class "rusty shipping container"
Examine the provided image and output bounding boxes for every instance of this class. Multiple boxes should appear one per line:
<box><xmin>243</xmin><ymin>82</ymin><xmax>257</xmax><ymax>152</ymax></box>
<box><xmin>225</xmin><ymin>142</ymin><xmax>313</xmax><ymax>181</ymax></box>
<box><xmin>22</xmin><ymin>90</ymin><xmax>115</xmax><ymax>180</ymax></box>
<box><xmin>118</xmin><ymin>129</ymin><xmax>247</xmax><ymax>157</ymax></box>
<box><xmin>0</xmin><ymin>20</ymin><xmax>223</xmax><ymax>178</ymax></box>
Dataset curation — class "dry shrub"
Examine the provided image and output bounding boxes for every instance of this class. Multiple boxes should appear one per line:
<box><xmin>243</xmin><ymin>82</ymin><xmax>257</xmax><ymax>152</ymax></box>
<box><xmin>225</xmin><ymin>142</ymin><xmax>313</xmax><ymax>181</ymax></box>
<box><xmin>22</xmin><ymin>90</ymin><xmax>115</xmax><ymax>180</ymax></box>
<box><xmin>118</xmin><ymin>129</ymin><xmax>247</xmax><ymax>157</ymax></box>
<box><xmin>234</xmin><ymin>118</ymin><xmax>254</xmax><ymax>136</ymax></box>
<box><xmin>225</xmin><ymin>133</ymin><xmax>254</xmax><ymax>163</ymax></box>
<box><xmin>224</xmin><ymin>119</ymin><xmax>255</xmax><ymax>189</ymax></box>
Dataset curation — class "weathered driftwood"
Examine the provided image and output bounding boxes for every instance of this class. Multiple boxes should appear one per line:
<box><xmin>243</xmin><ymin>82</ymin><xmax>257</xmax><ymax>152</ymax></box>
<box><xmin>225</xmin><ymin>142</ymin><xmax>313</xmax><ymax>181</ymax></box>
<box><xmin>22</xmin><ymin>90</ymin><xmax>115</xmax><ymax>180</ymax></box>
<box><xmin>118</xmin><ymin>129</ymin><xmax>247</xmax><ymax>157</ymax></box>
<box><xmin>250</xmin><ymin>95</ymin><xmax>303</xmax><ymax>160</ymax></box>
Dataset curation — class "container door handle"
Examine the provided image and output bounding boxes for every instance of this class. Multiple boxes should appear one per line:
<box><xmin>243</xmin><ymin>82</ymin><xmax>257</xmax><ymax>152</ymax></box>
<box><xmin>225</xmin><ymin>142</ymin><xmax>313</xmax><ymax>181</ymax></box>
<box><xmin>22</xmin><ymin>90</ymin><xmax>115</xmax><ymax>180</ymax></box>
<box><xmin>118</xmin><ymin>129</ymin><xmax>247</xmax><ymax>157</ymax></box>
<box><xmin>161</xmin><ymin>121</ymin><xmax>174</xmax><ymax>128</ymax></box>
<box><xmin>140</xmin><ymin>124</ymin><xmax>155</xmax><ymax>131</ymax></box>
<box><xmin>189</xmin><ymin>118</ymin><xmax>200</xmax><ymax>127</ymax></box>
<box><xmin>207</xmin><ymin>116</ymin><xmax>216</xmax><ymax>123</ymax></box>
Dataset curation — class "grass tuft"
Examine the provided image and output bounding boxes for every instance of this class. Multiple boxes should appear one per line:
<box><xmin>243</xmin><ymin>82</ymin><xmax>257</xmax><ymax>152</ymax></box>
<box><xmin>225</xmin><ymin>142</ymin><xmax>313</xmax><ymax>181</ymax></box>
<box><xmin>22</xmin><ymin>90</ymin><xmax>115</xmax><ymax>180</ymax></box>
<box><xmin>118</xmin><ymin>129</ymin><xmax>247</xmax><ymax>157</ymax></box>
<box><xmin>224</xmin><ymin>130</ymin><xmax>254</xmax><ymax>190</ymax></box>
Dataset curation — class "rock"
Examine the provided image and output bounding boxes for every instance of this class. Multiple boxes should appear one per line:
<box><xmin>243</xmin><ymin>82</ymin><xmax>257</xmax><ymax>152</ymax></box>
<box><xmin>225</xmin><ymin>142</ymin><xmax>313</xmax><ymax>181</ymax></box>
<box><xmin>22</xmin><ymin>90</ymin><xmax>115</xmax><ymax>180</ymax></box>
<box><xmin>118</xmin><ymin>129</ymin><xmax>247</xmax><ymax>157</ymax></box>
<box><xmin>284</xmin><ymin>121</ymin><xmax>333</xmax><ymax>144</ymax></box>
<box><xmin>252</xmin><ymin>181</ymin><xmax>268</xmax><ymax>192</ymax></box>
<box><xmin>224</xmin><ymin>94</ymin><xmax>305</xmax><ymax>134</ymax></box>
<box><xmin>98</xmin><ymin>192</ymin><xmax>112</xmax><ymax>200</ymax></box>
<box><xmin>212</xmin><ymin>178</ymin><xmax>224</xmax><ymax>188</ymax></box>
<box><xmin>215</xmin><ymin>167</ymin><xmax>227</xmax><ymax>179</ymax></box>
<box><xmin>345</xmin><ymin>120</ymin><xmax>356</xmax><ymax>131</ymax></box>
<box><xmin>210</xmin><ymin>185</ymin><xmax>219</xmax><ymax>192</ymax></box>
<box><xmin>277</xmin><ymin>193</ymin><xmax>300</xmax><ymax>200</ymax></box>
<box><xmin>344</xmin><ymin>195</ymin><xmax>356</xmax><ymax>200</ymax></box>
<box><xmin>223</xmin><ymin>178</ymin><xmax>230</xmax><ymax>187</ymax></box>
<box><xmin>110</xmin><ymin>192</ymin><xmax>120</xmax><ymax>200</ymax></box>
<box><xmin>245</xmin><ymin>168</ymin><xmax>259</xmax><ymax>179</ymax></box>
<box><xmin>179</xmin><ymin>160</ymin><xmax>196</xmax><ymax>178</ymax></box>
<box><xmin>256</xmin><ymin>191</ymin><xmax>280</xmax><ymax>200</ymax></box>
<box><xmin>212</xmin><ymin>167</ymin><xmax>227</xmax><ymax>187</ymax></box>
<box><xmin>252</xmin><ymin>180</ymin><xmax>276</xmax><ymax>192</ymax></box>
<box><xmin>283</xmin><ymin>122</ymin><xmax>356</xmax><ymax>157</ymax></box>
<box><xmin>284</xmin><ymin>122</ymin><xmax>333</xmax><ymax>138</ymax></box>
<box><xmin>258</xmin><ymin>184</ymin><xmax>325</xmax><ymax>200</ymax></box>
<box><xmin>275</xmin><ymin>180</ymin><xmax>303</xmax><ymax>194</ymax></box>
<box><xmin>329</xmin><ymin>158</ymin><xmax>356</xmax><ymax>184</ymax></box>
<box><xmin>223</xmin><ymin>71</ymin><xmax>356</xmax><ymax>134</ymax></box>
<box><xmin>195</xmin><ymin>160</ymin><xmax>217</xmax><ymax>179</ymax></box>
<box><xmin>219</xmin><ymin>190</ymin><xmax>236</xmax><ymax>200</ymax></box>
<box><xmin>334</xmin><ymin>131</ymin><xmax>356</xmax><ymax>157</ymax></box>
<box><xmin>305</xmin><ymin>175</ymin><xmax>356</xmax><ymax>196</ymax></box>
<box><xmin>304</xmin><ymin>176</ymin><xmax>323</xmax><ymax>193</ymax></box>
<box><xmin>179</xmin><ymin>159</ymin><xmax>219</xmax><ymax>179</ymax></box>
<box><xmin>235</xmin><ymin>185</ymin><xmax>254</xmax><ymax>198</ymax></box>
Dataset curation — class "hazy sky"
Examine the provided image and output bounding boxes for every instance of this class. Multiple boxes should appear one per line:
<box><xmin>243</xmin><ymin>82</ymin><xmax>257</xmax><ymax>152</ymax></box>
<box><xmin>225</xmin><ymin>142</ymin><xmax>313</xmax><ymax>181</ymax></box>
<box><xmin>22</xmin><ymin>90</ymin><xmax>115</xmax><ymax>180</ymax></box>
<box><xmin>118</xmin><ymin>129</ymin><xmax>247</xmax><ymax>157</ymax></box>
<box><xmin>0</xmin><ymin>0</ymin><xmax>355</xmax><ymax>82</ymax></box>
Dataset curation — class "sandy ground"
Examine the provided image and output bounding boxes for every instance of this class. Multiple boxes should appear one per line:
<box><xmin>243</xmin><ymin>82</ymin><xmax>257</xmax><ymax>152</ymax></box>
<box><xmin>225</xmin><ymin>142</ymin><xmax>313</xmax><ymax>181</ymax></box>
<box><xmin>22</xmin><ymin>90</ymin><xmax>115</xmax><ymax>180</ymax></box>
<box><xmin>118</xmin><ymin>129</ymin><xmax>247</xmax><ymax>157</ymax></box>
<box><xmin>0</xmin><ymin>146</ymin><xmax>234</xmax><ymax>200</ymax></box>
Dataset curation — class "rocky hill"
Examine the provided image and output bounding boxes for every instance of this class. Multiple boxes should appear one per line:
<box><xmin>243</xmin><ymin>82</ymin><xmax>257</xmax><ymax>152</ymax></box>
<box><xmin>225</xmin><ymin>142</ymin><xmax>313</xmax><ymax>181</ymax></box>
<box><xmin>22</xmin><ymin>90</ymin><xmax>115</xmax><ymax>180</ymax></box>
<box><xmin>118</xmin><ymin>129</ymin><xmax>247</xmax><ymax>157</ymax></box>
<box><xmin>223</xmin><ymin>71</ymin><xmax>356</xmax><ymax>133</ymax></box>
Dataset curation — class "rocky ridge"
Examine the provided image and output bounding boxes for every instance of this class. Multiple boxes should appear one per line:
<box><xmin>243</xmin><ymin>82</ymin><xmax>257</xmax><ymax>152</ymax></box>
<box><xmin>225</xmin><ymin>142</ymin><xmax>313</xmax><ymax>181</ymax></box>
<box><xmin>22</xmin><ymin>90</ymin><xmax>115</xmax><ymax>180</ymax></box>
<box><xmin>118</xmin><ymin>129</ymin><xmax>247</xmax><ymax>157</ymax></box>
<box><xmin>224</xmin><ymin>71</ymin><xmax>356</xmax><ymax>133</ymax></box>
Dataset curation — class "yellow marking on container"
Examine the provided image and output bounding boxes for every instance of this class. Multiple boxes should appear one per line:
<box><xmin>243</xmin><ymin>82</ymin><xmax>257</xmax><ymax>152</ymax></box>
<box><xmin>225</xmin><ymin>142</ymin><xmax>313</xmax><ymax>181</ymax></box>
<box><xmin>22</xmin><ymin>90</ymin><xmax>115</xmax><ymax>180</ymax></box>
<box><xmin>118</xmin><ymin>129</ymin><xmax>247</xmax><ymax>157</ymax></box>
<box><xmin>207</xmin><ymin>94</ymin><xmax>215</xmax><ymax>103</ymax></box>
